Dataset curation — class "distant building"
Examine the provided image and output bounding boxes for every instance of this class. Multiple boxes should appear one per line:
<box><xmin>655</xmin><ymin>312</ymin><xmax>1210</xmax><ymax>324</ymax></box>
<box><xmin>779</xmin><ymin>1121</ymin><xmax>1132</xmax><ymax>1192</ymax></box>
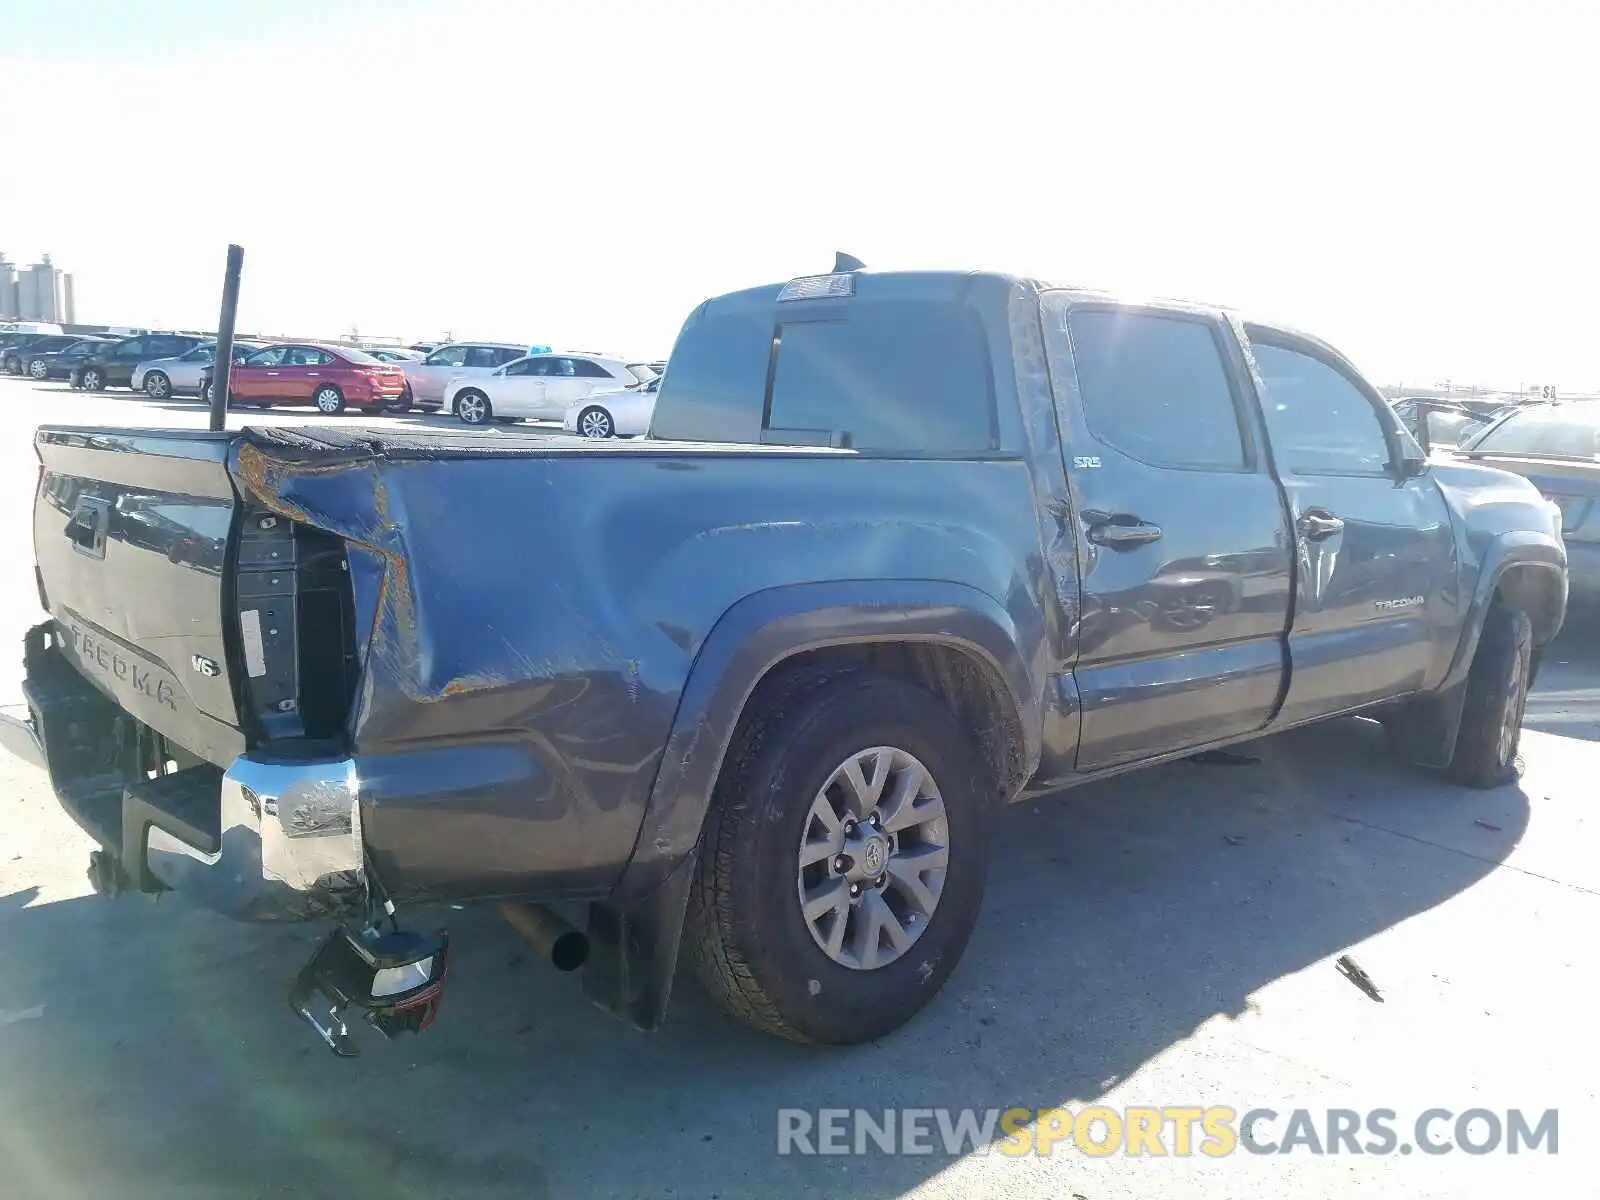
<box><xmin>0</xmin><ymin>255</ymin><xmax>18</xmax><ymax>319</ymax></box>
<box><xmin>12</xmin><ymin>254</ymin><xmax>75</xmax><ymax>323</ymax></box>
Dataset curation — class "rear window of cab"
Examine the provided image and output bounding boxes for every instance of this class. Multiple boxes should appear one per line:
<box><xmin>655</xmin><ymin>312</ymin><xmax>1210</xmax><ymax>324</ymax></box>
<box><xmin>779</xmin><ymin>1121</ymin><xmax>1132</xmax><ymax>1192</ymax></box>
<box><xmin>652</xmin><ymin>298</ymin><xmax>996</xmax><ymax>452</ymax></box>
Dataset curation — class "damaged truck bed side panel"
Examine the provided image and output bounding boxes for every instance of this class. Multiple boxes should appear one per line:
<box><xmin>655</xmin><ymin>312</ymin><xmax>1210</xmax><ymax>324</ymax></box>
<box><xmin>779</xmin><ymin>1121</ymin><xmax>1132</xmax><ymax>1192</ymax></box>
<box><xmin>231</xmin><ymin>434</ymin><xmax>1053</xmax><ymax>904</ymax></box>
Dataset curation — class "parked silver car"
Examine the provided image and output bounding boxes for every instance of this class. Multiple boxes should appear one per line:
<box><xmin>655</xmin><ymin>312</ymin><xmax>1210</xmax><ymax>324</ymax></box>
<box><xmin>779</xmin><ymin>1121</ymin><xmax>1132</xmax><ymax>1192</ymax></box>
<box><xmin>134</xmin><ymin>342</ymin><xmax>263</xmax><ymax>399</ymax></box>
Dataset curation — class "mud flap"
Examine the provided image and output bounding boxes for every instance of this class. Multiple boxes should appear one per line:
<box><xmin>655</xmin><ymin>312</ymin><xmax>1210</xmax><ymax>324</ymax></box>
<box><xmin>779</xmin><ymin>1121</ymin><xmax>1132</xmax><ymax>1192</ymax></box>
<box><xmin>1387</xmin><ymin>679</ymin><xmax>1470</xmax><ymax>769</ymax></box>
<box><xmin>582</xmin><ymin>853</ymin><xmax>696</xmax><ymax>1032</ymax></box>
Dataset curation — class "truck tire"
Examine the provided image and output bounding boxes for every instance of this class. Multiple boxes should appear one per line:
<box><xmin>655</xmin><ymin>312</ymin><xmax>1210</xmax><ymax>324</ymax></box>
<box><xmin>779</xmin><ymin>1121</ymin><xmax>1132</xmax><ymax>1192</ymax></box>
<box><xmin>686</xmin><ymin>670</ymin><xmax>992</xmax><ymax>1044</ymax></box>
<box><xmin>1446</xmin><ymin>603</ymin><xmax>1533</xmax><ymax>788</ymax></box>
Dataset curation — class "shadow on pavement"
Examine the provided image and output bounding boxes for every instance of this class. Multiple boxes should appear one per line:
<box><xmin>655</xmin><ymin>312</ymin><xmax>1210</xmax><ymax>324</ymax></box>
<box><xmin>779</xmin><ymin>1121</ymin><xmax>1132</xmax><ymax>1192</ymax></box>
<box><xmin>0</xmin><ymin>718</ymin><xmax>1529</xmax><ymax>1198</ymax></box>
<box><xmin>1525</xmin><ymin>607</ymin><xmax>1600</xmax><ymax>742</ymax></box>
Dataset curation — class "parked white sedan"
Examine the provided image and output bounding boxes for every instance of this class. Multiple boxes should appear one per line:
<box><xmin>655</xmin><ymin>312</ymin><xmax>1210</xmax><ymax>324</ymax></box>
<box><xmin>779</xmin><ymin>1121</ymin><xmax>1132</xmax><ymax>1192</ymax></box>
<box><xmin>447</xmin><ymin>353</ymin><xmax>656</xmax><ymax>425</ymax></box>
<box><xmin>563</xmin><ymin>375</ymin><xmax>661</xmax><ymax>438</ymax></box>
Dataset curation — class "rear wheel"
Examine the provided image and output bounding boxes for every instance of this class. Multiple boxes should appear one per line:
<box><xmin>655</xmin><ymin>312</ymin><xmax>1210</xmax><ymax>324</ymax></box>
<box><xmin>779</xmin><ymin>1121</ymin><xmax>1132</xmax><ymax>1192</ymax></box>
<box><xmin>313</xmin><ymin>385</ymin><xmax>346</xmax><ymax>415</ymax></box>
<box><xmin>455</xmin><ymin>389</ymin><xmax>491</xmax><ymax>425</ymax></box>
<box><xmin>28</xmin><ymin>358</ymin><xmax>49</xmax><ymax>380</ymax></box>
<box><xmin>1446</xmin><ymin>603</ymin><xmax>1533</xmax><ymax>788</ymax></box>
<box><xmin>686</xmin><ymin>671</ymin><xmax>992</xmax><ymax>1044</ymax></box>
<box><xmin>577</xmin><ymin>406</ymin><xmax>615</xmax><ymax>438</ymax></box>
<box><xmin>80</xmin><ymin>366</ymin><xmax>105</xmax><ymax>391</ymax></box>
<box><xmin>144</xmin><ymin>371</ymin><xmax>171</xmax><ymax>399</ymax></box>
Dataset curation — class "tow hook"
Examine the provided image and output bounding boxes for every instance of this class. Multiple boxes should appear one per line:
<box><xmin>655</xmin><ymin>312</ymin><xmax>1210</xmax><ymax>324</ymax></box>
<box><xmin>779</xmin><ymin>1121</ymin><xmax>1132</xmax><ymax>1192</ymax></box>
<box><xmin>289</xmin><ymin>920</ymin><xmax>450</xmax><ymax>1057</ymax></box>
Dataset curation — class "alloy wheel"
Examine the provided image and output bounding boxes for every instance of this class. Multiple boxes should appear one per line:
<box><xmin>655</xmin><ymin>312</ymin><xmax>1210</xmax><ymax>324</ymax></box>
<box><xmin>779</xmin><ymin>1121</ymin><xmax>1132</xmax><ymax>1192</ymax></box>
<box><xmin>795</xmin><ymin>745</ymin><xmax>950</xmax><ymax>971</ymax></box>
<box><xmin>1498</xmin><ymin>646</ymin><xmax>1527</xmax><ymax>767</ymax></box>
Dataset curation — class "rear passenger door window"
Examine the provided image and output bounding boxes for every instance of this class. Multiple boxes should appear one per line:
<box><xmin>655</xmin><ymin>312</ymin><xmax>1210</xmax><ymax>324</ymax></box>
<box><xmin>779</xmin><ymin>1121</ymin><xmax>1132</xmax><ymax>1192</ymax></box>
<box><xmin>1067</xmin><ymin>310</ymin><xmax>1248</xmax><ymax>470</ymax></box>
<box><xmin>424</xmin><ymin>345</ymin><xmax>469</xmax><ymax>369</ymax></box>
<box><xmin>464</xmin><ymin>346</ymin><xmax>503</xmax><ymax>369</ymax></box>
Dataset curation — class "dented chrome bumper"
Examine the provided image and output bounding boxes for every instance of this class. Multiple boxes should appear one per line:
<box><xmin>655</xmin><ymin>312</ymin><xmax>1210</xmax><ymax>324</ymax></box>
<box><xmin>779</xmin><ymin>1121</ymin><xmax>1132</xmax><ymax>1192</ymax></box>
<box><xmin>16</xmin><ymin>622</ymin><xmax>365</xmax><ymax>922</ymax></box>
<box><xmin>145</xmin><ymin>755</ymin><xmax>365</xmax><ymax>921</ymax></box>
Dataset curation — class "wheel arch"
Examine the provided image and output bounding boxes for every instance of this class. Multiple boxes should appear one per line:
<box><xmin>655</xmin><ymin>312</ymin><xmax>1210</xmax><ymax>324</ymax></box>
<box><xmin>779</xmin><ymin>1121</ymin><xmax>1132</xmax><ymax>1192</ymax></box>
<box><xmin>582</xmin><ymin>579</ymin><xmax>1037</xmax><ymax>1032</ymax></box>
<box><xmin>1442</xmin><ymin>534</ymin><xmax>1567</xmax><ymax>693</ymax></box>
<box><xmin>611</xmin><ymin>579</ymin><xmax>1039</xmax><ymax>906</ymax></box>
<box><xmin>1398</xmin><ymin>536</ymin><xmax>1566</xmax><ymax>771</ymax></box>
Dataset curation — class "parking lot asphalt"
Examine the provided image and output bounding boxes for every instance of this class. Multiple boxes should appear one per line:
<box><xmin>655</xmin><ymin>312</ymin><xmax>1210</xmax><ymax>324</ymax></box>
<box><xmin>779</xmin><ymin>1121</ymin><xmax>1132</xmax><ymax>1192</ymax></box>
<box><xmin>0</xmin><ymin>374</ymin><xmax>1595</xmax><ymax>1199</ymax></box>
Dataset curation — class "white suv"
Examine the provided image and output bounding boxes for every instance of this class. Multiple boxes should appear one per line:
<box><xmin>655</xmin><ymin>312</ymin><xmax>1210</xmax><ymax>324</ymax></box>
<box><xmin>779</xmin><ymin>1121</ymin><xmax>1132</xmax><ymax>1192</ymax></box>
<box><xmin>399</xmin><ymin>342</ymin><xmax>544</xmax><ymax>411</ymax></box>
<box><xmin>447</xmin><ymin>353</ymin><xmax>656</xmax><ymax>425</ymax></box>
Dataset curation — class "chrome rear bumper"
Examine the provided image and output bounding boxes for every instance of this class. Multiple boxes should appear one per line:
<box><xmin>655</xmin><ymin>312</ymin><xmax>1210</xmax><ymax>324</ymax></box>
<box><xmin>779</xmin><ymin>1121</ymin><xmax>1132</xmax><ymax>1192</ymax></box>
<box><xmin>146</xmin><ymin>755</ymin><xmax>365</xmax><ymax>922</ymax></box>
<box><xmin>15</xmin><ymin>622</ymin><xmax>365</xmax><ymax>921</ymax></box>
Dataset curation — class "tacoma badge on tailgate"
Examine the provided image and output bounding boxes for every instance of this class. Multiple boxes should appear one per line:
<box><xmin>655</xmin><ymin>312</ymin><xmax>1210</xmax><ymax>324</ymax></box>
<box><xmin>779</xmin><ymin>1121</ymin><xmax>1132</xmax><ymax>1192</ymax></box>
<box><xmin>66</xmin><ymin>618</ymin><xmax>179</xmax><ymax>711</ymax></box>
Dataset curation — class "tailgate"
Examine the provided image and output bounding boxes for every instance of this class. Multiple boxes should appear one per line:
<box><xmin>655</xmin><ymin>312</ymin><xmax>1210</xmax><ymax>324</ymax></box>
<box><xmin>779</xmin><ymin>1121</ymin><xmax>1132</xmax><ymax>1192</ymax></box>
<box><xmin>33</xmin><ymin>428</ymin><xmax>246</xmax><ymax>765</ymax></box>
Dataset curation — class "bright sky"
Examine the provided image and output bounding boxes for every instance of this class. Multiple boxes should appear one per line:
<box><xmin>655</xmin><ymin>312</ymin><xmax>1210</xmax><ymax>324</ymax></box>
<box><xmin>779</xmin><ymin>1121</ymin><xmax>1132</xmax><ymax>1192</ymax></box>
<box><xmin>1</xmin><ymin>0</ymin><xmax>1593</xmax><ymax>389</ymax></box>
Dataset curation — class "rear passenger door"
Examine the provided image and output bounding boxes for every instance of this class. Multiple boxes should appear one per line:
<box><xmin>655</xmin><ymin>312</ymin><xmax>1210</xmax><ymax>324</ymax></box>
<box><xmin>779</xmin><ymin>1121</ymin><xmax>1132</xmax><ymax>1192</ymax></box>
<box><xmin>108</xmin><ymin>338</ymin><xmax>146</xmax><ymax>384</ymax></box>
<box><xmin>539</xmin><ymin>357</ymin><xmax>585</xmax><ymax>414</ymax></box>
<box><xmin>273</xmin><ymin>346</ymin><xmax>321</xmax><ymax>402</ymax></box>
<box><xmin>1243</xmin><ymin>326</ymin><xmax>1457</xmax><ymax>724</ymax></box>
<box><xmin>1039</xmin><ymin>296</ymin><xmax>1294</xmax><ymax>771</ymax></box>
<box><xmin>568</xmin><ymin>357</ymin><xmax>620</xmax><ymax>401</ymax></box>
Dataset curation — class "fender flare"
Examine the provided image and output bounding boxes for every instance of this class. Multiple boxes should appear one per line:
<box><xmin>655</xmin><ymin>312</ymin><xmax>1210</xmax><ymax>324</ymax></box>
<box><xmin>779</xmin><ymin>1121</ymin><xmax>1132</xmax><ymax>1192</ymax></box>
<box><xmin>611</xmin><ymin>578</ymin><xmax>1040</xmax><ymax>905</ymax></box>
<box><xmin>1401</xmin><ymin>534</ymin><xmax>1566</xmax><ymax>770</ymax></box>
<box><xmin>1440</xmin><ymin>533</ymin><xmax>1566</xmax><ymax>694</ymax></box>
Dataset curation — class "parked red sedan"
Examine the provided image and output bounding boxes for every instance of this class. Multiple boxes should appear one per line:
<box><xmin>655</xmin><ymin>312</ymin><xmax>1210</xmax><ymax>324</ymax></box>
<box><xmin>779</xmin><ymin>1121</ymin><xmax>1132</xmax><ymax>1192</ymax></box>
<box><xmin>224</xmin><ymin>343</ymin><xmax>407</xmax><ymax>414</ymax></box>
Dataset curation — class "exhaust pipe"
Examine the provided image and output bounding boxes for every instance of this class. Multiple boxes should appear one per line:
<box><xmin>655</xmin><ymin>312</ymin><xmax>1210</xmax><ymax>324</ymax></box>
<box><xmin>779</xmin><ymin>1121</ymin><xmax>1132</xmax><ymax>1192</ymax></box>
<box><xmin>498</xmin><ymin>902</ymin><xmax>589</xmax><ymax>972</ymax></box>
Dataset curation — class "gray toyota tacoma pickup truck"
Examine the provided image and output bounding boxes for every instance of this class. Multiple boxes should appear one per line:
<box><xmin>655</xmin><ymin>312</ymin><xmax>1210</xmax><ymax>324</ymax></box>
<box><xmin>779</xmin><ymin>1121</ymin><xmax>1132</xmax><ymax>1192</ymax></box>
<box><xmin>16</xmin><ymin>262</ymin><xmax>1567</xmax><ymax>1054</ymax></box>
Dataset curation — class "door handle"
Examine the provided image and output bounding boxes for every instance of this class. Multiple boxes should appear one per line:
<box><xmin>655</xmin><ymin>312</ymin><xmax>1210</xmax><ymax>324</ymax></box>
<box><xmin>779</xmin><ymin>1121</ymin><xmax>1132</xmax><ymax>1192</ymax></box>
<box><xmin>65</xmin><ymin>498</ymin><xmax>109</xmax><ymax>558</ymax></box>
<box><xmin>1298</xmin><ymin>510</ymin><xmax>1346</xmax><ymax>541</ymax></box>
<box><xmin>1082</xmin><ymin>509</ymin><xmax>1163</xmax><ymax>549</ymax></box>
